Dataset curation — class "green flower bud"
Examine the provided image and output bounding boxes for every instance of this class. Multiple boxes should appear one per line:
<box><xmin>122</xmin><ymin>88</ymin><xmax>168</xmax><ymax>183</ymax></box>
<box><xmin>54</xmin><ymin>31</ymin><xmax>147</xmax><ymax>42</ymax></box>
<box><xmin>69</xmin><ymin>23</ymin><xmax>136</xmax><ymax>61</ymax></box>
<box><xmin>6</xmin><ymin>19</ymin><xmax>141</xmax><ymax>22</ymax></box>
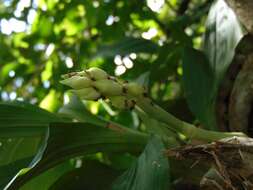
<box><xmin>110</xmin><ymin>96</ymin><xmax>125</xmax><ymax>109</ymax></box>
<box><xmin>71</xmin><ymin>87</ymin><xmax>101</xmax><ymax>100</ymax></box>
<box><xmin>110</xmin><ymin>96</ymin><xmax>135</xmax><ymax>110</ymax></box>
<box><xmin>60</xmin><ymin>76</ymin><xmax>92</xmax><ymax>89</ymax></box>
<box><xmin>76</xmin><ymin>71</ymin><xmax>89</xmax><ymax>77</ymax></box>
<box><xmin>61</xmin><ymin>72</ymin><xmax>78</xmax><ymax>79</ymax></box>
<box><xmin>61</xmin><ymin>71</ymin><xmax>89</xmax><ymax>79</ymax></box>
<box><xmin>124</xmin><ymin>82</ymin><xmax>145</xmax><ymax>97</ymax></box>
<box><xmin>93</xmin><ymin>79</ymin><xmax>123</xmax><ymax>96</ymax></box>
<box><xmin>86</xmin><ymin>67</ymin><xmax>108</xmax><ymax>80</ymax></box>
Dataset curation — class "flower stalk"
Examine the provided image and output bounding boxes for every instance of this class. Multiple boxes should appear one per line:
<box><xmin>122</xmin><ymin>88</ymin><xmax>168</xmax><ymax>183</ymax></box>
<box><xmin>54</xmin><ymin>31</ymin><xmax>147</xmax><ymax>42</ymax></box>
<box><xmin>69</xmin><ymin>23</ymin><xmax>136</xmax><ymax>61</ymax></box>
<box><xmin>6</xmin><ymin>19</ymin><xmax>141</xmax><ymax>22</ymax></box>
<box><xmin>61</xmin><ymin>67</ymin><xmax>246</xmax><ymax>142</ymax></box>
<box><xmin>136</xmin><ymin>98</ymin><xmax>245</xmax><ymax>142</ymax></box>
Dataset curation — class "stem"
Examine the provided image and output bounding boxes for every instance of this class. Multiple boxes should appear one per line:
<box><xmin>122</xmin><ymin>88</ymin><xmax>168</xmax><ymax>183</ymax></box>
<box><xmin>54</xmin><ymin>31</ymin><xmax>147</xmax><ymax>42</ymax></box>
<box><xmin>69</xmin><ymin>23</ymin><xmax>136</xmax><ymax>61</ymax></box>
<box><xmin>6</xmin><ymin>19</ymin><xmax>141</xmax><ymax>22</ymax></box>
<box><xmin>136</xmin><ymin>98</ymin><xmax>246</xmax><ymax>142</ymax></box>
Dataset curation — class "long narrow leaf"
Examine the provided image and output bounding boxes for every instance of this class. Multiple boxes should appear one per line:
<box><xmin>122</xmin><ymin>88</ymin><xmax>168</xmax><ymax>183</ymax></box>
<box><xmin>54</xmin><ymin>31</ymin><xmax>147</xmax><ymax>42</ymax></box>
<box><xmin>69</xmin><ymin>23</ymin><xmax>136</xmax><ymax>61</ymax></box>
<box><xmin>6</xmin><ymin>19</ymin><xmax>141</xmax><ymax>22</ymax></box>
<box><xmin>182</xmin><ymin>48</ymin><xmax>216</xmax><ymax>130</ymax></box>
<box><xmin>0</xmin><ymin>101</ymin><xmax>62</xmax><ymax>189</ymax></box>
<box><xmin>182</xmin><ymin>0</ymin><xmax>243</xmax><ymax>129</ymax></box>
<box><xmin>112</xmin><ymin>136</ymin><xmax>170</xmax><ymax>190</ymax></box>
<box><xmin>203</xmin><ymin>0</ymin><xmax>243</xmax><ymax>83</ymax></box>
<box><xmin>5</xmin><ymin>123</ymin><xmax>148</xmax><ymax>190</ymax></box>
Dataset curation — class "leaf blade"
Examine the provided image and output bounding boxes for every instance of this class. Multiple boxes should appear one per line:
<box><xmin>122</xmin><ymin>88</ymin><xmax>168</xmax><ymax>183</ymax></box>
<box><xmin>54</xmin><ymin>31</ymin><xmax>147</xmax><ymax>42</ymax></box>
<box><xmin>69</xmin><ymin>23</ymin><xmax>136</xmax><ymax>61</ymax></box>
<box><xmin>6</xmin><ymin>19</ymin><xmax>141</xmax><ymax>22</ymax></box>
<box><xmin>182</xmin><ymin>47</ymin><xmax>216</xmax><ymax>129</ymax></box>
<box><xmin>112</xmin><ymin>136</ymin><xmax>170</xmax><ymax>190</ymax></box>
<box><xmin>5</xmin><ymin>122</ymin><xmax>148</xmax><ymax>190</ymax></box>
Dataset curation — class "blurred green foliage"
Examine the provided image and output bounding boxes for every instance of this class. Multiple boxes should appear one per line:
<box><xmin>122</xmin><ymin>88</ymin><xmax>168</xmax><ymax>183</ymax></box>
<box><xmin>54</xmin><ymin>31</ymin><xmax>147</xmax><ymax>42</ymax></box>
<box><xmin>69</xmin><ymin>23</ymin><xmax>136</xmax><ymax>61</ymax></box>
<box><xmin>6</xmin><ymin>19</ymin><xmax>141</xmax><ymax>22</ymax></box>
<box><xmin>0</xmin><ymin>0</ymin><xmax>211</xmax><ymax>123</ymax></box>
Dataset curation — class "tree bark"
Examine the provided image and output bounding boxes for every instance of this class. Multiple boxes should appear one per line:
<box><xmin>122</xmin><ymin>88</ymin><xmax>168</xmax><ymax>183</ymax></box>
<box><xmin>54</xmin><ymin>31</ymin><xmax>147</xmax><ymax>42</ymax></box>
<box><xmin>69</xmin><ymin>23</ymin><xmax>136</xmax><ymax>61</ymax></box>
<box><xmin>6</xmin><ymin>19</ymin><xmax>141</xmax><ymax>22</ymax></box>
<box><xmin>225</xmin><ymin>0</ymin><xmax>253</xmax><ymax>34</ymax></box>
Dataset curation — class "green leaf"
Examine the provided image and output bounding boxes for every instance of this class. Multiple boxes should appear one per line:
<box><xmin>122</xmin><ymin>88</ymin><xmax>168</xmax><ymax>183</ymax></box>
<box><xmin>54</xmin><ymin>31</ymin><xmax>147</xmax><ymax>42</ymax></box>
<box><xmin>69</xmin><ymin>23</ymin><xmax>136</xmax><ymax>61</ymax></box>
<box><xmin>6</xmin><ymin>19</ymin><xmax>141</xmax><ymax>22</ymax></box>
<box><xmin>0</xmin><ymin>101</ymin><xmax>63</xmax><ymax>129</ymax></box>
<box><xmin>50</xmin><ymin>160</ymin><xmax>121</xmax><ymax>190</ymax></box>
<box><xmin>183</xmin><ymin>0</ymin><xmax>243</xmax><ymax>129</ymax></box>
<box><xmin>112</xmin><ymin>136</ymin><xmax>170</xmax><ymax>190</ymax></box>
<box><xmin>203</xmin><ymin>0</ymin><xmax>243</xmax><ymax>83</ymax></box>
<box><xmin>0</xmin><ymin>101</ymin><xmax>62</xmax><ymax>189</ymax></box>
<box><xmin>94</xmin><ymin>37</ymin><xmax>158</xmax><ymax>58</ymax></box>
<box><xmin>33</xmin><ymin>15</ymin><xmax>54</xmax><ymax>38</ymax></box>
<box><xmin>5</xmin><ymin>122</ymin><xmax>148</xmax><ymax>189</ymax></box>
<box><xmin>20</xmin><ymin>161</ymin><xmax>74</xmax><ymax>190</ymax></box>
<box><xmin>58</xmin><ymin>95</ymin><xmax>137</xmax><ymax>130</ymax></box>
<box><xmin>0</xmin><ymin>157</ymin><xmax>33</xmax><ymax>189</ymax></box>
<box><xmin>182</xmin><ymin>48</ymin><xmax>216</xmax><ymax>130</ymax></box>
<box><xmin>58</xmin><ymin>95</ymin><xmax>106</xmax><ymax>127</ymax></box>
<box><xmin>135</xmin><ymin>71</ymin><xmax>150</xmax><ymax>88</ymax></box>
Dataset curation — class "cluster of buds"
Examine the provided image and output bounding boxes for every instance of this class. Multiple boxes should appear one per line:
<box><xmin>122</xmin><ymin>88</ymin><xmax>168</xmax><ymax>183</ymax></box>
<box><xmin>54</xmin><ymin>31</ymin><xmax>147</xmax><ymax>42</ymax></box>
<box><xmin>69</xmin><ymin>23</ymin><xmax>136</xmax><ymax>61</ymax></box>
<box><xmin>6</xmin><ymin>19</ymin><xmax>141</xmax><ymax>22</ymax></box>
<box><xmin>61</xmin><ymin>67</ymin><xmax>147</xmax><ymax>110</ymax></box>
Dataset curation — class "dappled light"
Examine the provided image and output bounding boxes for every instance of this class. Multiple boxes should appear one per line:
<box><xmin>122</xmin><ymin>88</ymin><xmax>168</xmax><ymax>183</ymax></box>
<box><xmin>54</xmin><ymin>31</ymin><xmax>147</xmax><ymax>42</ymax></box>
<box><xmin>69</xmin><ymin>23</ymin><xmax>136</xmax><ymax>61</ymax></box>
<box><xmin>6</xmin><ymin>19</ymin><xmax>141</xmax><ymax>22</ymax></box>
<box><xmin>1</xmin><ymin>0</ymin><xmax>253</xmax><ymax>189</ymax></box>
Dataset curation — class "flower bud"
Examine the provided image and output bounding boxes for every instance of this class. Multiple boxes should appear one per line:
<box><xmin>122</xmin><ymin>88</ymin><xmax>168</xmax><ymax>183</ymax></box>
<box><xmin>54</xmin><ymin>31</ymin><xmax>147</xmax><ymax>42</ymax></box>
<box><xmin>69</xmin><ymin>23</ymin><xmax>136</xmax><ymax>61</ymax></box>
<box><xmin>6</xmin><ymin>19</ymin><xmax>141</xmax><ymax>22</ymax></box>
<box><xmin>61</xmin><ymin>72</ymin><xmax>78</xmax><ymax>79</ymax></box>
<box><xmin>61</xmin><ymin>71</ymin><xmax>89</xmax><ymax>79</ymax></box>
<box><xmin>76</xmin><ymin>71</ymin><xmax>89</xmax><ymax>77</ymax></box>
<box><xmin>93</xmin><ymin>79</ymin><xmax>123</xmax><ymax>96</ymax></box>
<box><xmin>124</xmin><ymin>82</ymin><xmax>145</xmax><ymax>97</ymax></box>
<box><xmin>71</xmin><ymin>87</ymin><xmax>101</xmax><ymax>100</ymax></box>
<box><xmin>110</xmin><ymin>96</ymin><xmax>135</xmax><ymax>110</ymax></box>
<box><xmin>60</xmin><ymin>76</ymin><xmax>92</xmax><ymax>89</ymax></box>
<box><xmin>86</xmin><ymin>67</ymin><xmax>108</xmax><ymax>80</ymax></box>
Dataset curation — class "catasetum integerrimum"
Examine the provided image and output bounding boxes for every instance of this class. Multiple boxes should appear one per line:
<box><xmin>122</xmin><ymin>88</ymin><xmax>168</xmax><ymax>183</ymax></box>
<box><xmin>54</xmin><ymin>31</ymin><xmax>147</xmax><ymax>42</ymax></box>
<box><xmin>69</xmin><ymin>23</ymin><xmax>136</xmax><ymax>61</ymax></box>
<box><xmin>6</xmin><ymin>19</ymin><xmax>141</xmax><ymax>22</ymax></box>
<box><xmin>61</xmin><ymin>67</ymin><xmax>145</xmax><ymax>109</ymax></box>
<box><xmin>62</xmin><ymin>67</ymin><xmax>246</xmax><ymax>142</ymax></box>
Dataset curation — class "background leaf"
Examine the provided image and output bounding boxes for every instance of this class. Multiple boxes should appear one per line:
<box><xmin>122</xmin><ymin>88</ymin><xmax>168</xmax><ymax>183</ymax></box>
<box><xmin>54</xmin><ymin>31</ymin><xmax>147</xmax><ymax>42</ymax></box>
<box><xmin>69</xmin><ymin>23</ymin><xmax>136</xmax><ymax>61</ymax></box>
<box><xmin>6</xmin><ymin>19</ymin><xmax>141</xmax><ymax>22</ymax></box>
<box><xmin>58</xmin><ymin>95</ymin><xmax>106</xmax><ymax>127</ymax></box>
<box><xmin>203</xmin><ymin>0</ymin><xmax>243</xmax><ymax>83</ymax></box>
<box><xmin>112</xmin><ymin>136</ymin><xmax>170</xmax><ymax>190</ymax></box>
<box><xmin>94</xmin><ymin>37</ymin><xmax>159</xmax><ymax>58</ymax></box>
<box><xmin>182</xmin><ymin>0</ymin><xmax>243</xmax><ymax>129</ymax></box>
<box><xmin>182</xmin><ymin>48</ymin><xmax>216</xmax><ymax>129</ymax></box>
<box><xmin>50</xmin><ymin>160</ymin><xmax>121</xmax><ymax>190</ymax></box>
